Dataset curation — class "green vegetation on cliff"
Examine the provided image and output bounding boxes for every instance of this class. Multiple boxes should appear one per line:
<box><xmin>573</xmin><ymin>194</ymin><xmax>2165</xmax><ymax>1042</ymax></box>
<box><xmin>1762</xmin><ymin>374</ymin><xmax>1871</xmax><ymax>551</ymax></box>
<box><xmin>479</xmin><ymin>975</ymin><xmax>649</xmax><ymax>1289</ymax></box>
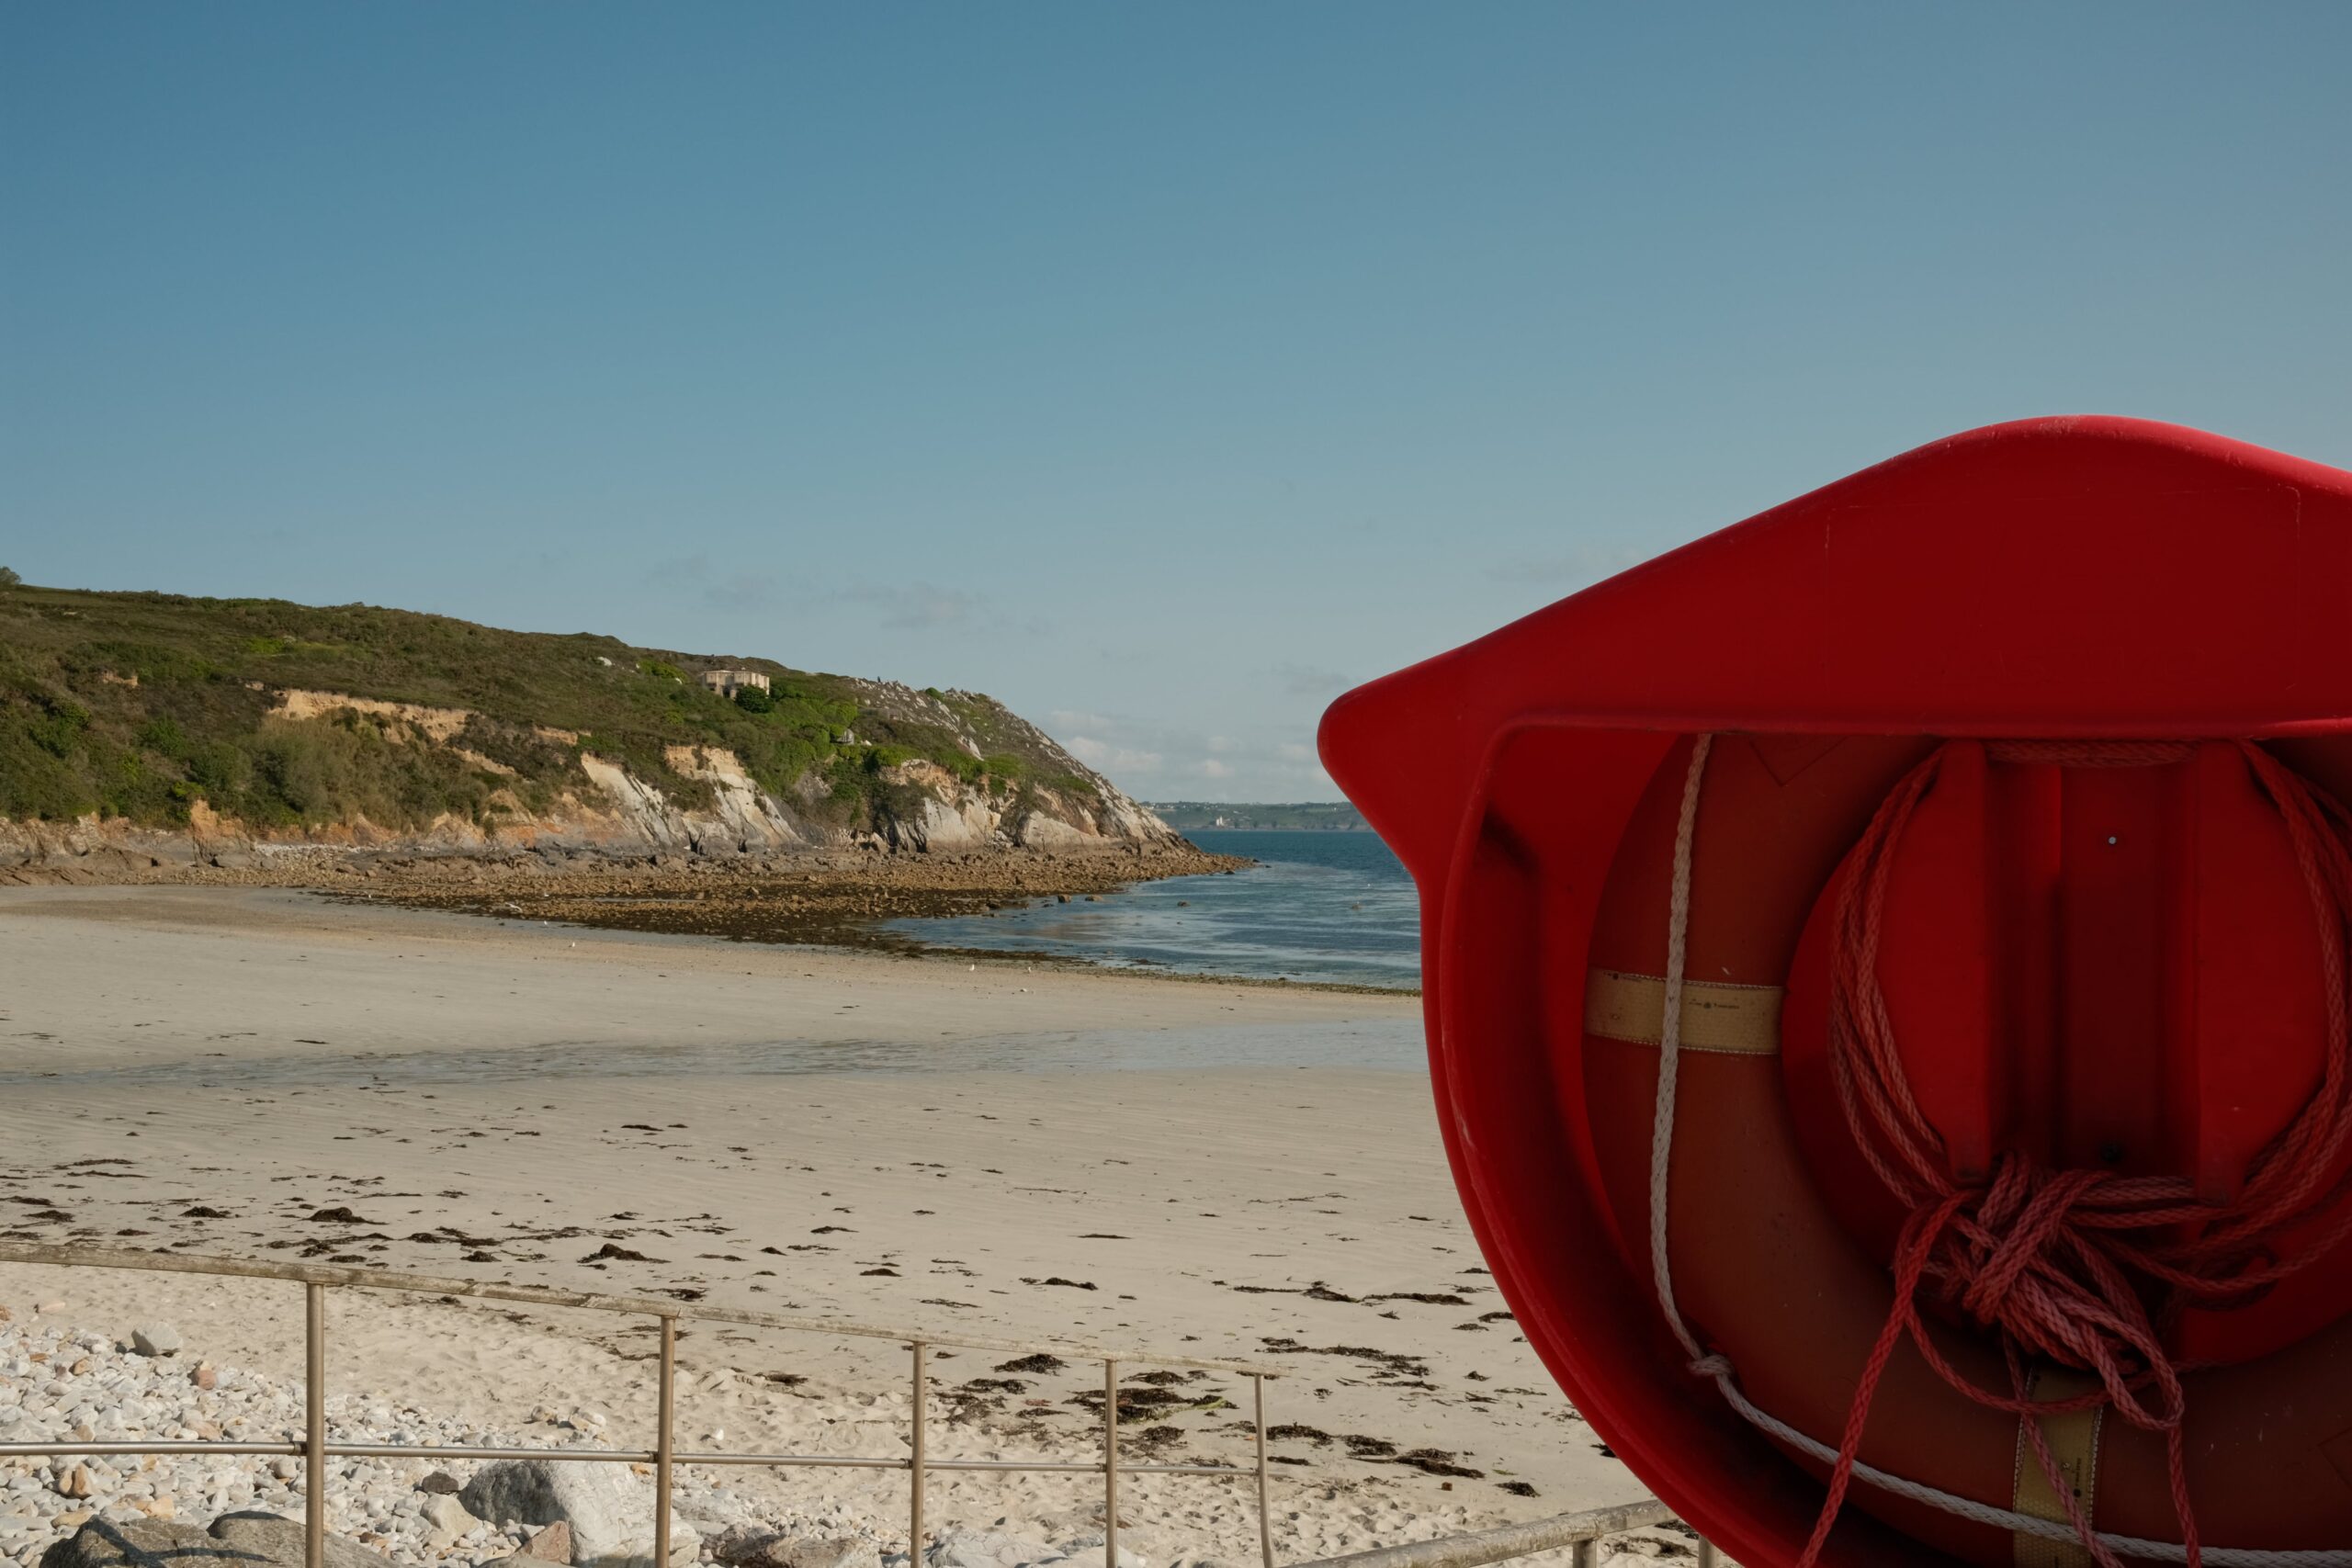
<box><xmin>0</xmin><ymin>577</ymin><xmax>1099</xmax><ymax>833</ymax></box>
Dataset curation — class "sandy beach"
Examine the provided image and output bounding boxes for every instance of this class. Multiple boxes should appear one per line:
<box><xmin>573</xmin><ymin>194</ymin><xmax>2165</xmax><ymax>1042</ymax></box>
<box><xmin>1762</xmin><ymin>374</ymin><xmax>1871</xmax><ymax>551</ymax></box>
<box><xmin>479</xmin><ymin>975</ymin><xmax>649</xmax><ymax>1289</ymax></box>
<box><xmin>0</xmin><ymin>889</ymin><xmax>1690</xmax><ymax>1566</ymax></box>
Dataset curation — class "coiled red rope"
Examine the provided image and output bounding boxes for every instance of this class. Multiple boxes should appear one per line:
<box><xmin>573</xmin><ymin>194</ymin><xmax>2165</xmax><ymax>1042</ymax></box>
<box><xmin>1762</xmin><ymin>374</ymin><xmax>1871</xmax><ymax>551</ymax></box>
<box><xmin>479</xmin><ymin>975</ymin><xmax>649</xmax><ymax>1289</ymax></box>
<box><xmin>1797</xmin><ymin>740</ymin><xmax>2352</xmax><ymax>1568</ymax></box>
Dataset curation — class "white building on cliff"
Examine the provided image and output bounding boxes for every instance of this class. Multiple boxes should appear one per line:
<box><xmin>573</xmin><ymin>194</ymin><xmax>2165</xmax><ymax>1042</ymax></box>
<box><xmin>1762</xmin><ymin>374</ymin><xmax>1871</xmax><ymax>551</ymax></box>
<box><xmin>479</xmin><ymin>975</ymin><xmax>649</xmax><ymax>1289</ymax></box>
<box><xmin>700</xmin><ymin>668</ymin><xmax>771</xmax><ymax>698</ymax></box>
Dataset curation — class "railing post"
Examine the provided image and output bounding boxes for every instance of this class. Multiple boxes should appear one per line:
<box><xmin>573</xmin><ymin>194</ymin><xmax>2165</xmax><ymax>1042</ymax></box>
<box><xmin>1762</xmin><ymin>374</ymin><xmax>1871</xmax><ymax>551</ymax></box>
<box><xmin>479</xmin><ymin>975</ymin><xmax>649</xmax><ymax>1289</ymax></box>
<box><xmin>304</xmin><ymin>1283</ymin><xmax>326</xmax><ymax>1568</ymax></box>
<box><xmin>1568</xmin><ymin>1543</ymin><xmax>1595</xmax><ymax>1568</ymax></box>
<box><xmin>1102</xmin><ymin>1359</ymin><xmax>1119</xmax><ymax>1568</ymax></box>
<box><xmin>1253</xmin><ymin>1374</ymin><xmax>1273</xmax><ymax>1568</ymax></box>
<box><xmin>655</xmin><ymin>1315</ymin><xmax>676</xmax><ymax>1568</ymax></box>
<box><xmin>910</xmin><ymin>1341</ymin><xmax>928</xmax><ymax>1562</ymax></box>
<box><xmin>1695</xmin><ymin>1542</ymin><xmax>1718</xmax><ymax>1567</ymax></box>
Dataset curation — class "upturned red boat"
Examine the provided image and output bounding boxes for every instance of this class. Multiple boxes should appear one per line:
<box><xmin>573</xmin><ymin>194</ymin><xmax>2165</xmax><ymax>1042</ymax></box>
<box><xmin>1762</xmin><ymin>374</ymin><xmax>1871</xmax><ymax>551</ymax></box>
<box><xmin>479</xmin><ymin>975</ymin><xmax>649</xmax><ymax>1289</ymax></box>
<box><xmin>1320</xmin><ymin>417</ymin><xmax>2352</xmax><ymax>1567</ymax></box>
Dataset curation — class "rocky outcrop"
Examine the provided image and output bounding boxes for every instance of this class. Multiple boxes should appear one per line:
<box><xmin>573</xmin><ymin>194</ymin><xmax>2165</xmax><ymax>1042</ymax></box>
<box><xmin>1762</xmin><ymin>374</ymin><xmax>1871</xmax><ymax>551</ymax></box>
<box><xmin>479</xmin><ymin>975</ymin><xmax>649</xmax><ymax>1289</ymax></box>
<box><xmin>270</xmin><ymin>690</ymin><xmax>471</xmax><ymax>741</ymax></box>
<box><xmin>40</xmin><ymin>1512</ymin><xmax>385</xmax><ymax>1568</ymax></box>
<box><xmin>711</xmin><ymin>1525</ymin><xmax>870</xmax><ymax>1568</ymax></box>
<box><xmin>0</xmin><ymin>687</ymin><xmax>1182</xmax><ymax>881</ymax></box>
<box><xmin>662</xmin><ymin>747</ymin><xmax>809</xmax><ymax>853</ymax></box>
<box><xmin>572</xmin><ymin>755</ymin><xmax>689</xmax><ymax>853</ymax></box>
<box><xmin>458</xmin><ymin>1460</ymin><xmax>699</xmax><ymax>1568</ymax></box>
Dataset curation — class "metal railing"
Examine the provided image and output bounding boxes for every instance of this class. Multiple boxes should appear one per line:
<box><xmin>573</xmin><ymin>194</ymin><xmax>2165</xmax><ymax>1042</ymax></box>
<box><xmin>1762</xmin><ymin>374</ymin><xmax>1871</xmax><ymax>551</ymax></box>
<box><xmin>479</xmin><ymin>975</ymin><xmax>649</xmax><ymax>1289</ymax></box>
<box><xmin>1288</xmin><ymin>1504</ymin><xmax>1712</xmax><ymax>1568</ymax></box>
<box><xmin>0</xmin><ymin>1244</ymin><xmax>1707</xmax><ymax>1568</ymax></box>
<box><xmin>0</xmin><ymin>1245</ymin><xmax>1278</xmax><ymax>1568</ymax></box>
<box><xmin>1295</xmin><ymin>1500</ymin><xmax>1713</xmax><ymax>1568</ymax></box>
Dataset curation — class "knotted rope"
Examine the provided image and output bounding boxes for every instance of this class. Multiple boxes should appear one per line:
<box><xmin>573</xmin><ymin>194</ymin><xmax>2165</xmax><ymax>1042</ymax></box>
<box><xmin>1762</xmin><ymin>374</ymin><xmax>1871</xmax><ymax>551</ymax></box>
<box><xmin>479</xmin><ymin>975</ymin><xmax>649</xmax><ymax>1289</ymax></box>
<box><xmin>1647</xmin><ymin>737</ymin><xmax>2352</xmax><ymax>1567</ymax></box>
<box><xmin>1801</xmin><ymin>739</ymin><xmax>2352</xmax><ymax>1568</ymax></box>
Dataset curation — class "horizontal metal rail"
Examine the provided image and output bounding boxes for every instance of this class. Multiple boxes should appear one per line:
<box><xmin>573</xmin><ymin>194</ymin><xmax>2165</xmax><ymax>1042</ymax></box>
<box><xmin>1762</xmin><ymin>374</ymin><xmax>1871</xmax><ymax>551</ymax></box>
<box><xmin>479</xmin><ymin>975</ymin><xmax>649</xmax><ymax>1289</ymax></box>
<box><xmin>0</xmin><ymin>1242</ymin><xmax>1279</xmax><ymax>1376</ymax></box>
<box><xmin>298</xmin><ymin>1444</ymin><xmax>659</xmax><ymax>1463</ymax></box>
<box><xmin>0</xmin><ymin>1439</ymin><xmax>1262</xmax><ymax>1474</ymax></box>
<box><xmin>0</xmin><ymin>1243</ymin><xmax>1713</xmax><ymax>1568</ymax></box>
<box><xmin>0</xmin><ymin>1441</ymin><xmax>307</xmax><ymax>1459</ymax></box>
<box><xmin>0</xmin><ymin>1242</ymin><xmax>1290</xmax><ymax>1568</ymax></box>
<box><xmin>1282</xmin><ymin>1499</ymin><xmax>1704</xmax><ymax>1568</ymax></box>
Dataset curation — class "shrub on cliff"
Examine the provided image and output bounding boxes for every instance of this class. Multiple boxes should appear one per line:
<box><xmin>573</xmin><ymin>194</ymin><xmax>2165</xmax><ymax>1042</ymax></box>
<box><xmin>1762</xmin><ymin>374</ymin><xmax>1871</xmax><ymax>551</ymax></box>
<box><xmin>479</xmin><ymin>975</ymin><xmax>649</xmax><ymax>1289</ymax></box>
<box><xmin>0</xmin><ymin>583</ymin><xmax>1120</xmax><ymax>834</ymax></box>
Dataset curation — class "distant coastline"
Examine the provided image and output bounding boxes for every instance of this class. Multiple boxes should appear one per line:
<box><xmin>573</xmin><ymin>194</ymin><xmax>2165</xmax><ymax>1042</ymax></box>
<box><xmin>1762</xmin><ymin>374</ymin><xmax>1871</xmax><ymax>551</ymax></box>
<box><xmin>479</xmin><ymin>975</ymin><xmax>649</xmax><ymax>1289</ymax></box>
<box><xmin>1148</xmin><ymin>800</ymin><xmax>1368</xmax><ymax>831</ymax></box>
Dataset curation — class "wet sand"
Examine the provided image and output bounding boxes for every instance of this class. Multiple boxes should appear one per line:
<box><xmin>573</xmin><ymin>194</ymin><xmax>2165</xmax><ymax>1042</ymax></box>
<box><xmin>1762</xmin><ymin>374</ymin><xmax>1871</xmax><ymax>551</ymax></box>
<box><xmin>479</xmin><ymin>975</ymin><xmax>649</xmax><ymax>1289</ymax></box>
<box><xmin>0</xmin><ymin>888</ymin><xmax>1685</xmax><ymax>1564</ymax></box>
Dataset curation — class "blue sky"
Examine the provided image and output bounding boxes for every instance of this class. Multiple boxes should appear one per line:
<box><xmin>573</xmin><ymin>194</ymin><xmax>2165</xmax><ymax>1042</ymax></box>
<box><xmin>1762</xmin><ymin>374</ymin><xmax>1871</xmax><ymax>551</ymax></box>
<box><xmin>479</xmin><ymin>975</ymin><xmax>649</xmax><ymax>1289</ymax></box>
<box><xmin>6</xmin><ymin>5</ymin><xmax>2349</xmax><ymax>800</ymax></box>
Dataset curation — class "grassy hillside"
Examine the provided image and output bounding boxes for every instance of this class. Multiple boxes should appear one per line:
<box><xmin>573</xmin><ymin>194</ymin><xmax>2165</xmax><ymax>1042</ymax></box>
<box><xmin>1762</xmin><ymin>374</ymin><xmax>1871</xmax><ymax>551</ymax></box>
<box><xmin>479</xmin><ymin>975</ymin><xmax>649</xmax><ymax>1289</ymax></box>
<box><xmin>0</xmin><ymin>575</ymin><xmax>1102</xmax><ymax>835</ymax></box>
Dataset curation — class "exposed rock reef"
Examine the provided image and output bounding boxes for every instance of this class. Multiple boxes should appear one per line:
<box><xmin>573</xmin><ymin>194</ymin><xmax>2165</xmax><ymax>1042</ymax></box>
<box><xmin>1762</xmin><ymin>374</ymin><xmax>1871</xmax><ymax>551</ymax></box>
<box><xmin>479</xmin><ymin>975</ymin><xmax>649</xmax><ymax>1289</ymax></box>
<box><xmin>331</xmin><ymin>846</ymin><xmax>1248</xmax><ymax>953</ymax></box>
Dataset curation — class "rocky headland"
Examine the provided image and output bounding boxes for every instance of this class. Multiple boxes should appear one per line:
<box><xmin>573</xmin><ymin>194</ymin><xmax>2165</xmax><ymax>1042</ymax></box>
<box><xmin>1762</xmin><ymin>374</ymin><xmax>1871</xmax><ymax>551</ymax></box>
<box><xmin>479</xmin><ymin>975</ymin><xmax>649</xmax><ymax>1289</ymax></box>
<box><xmin>0</xmin><ymin>582</ymin><xmax>1245</xmax><ymax>942</ymax></box>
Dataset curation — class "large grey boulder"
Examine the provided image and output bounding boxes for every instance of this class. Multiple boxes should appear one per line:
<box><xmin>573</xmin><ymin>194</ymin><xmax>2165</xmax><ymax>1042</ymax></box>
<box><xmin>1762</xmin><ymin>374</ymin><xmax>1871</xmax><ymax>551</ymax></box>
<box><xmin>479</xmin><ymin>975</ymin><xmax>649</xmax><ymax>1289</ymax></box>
<box><xmin>40</xmin><ymin>1518</ymin><xmax>225</xmax><ymax>1568</ymax></box>
<box><xmin>459</xmin><ymin>1461</ymin><xmax>698</xmax><ymax>1568</ymax></box>
<box><xmin>710</xmin><ymin>1525</ymin><xmax>779</xmax><ymax>1566</ymax></box>
<box><xmin>768</xmin><ymin>1542</ymin><xmax>868</xmax><ymax>1568</ymax></box>
<box><xmin>923</xmin><ymin>1530</ymin><xmax>1062</xmax><ymax>1568</ymax></box>
<box><xmin>40</xmin><ymin>1512</ymin><xmax>378</xmax><ymax>1568</ymax></box>
<box><xmin>713</xmin><ymin>1529</ymin><xmax>868</xmax><ymax>1568</ymax></box>
<box><xmin>207</xmin><ymin>1512</ymin><xmax>386</xmax><ymax>1568</ymax></box>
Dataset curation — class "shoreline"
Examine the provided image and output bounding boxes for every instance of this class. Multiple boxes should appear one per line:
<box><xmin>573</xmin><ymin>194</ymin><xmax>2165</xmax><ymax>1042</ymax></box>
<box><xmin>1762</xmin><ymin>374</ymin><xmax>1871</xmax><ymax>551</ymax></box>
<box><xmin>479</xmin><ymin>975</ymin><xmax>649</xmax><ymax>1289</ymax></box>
<box><xmin>820</xmin><ymin>930</ymin><xmax>1419</xmax><ymax>998</ymax></box>
<box><xmin>0</xmin><ymin>886</ymin><xmax>1662</xmax><ymax>1567</ymax></box>
<box><xmin>2</xmin><ymin>842</ymin><xmax>1420</xmax><ymax>997</ymax></box>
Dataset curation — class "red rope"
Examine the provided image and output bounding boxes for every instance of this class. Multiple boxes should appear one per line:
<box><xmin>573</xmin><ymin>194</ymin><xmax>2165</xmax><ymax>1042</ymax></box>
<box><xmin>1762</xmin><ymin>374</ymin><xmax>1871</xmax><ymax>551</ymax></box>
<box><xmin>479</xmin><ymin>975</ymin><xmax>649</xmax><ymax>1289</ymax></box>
<box><xmin>1793</xmin><ymin>740</ymin><xmax>2352</xmax><ymax>1568</ymax></box>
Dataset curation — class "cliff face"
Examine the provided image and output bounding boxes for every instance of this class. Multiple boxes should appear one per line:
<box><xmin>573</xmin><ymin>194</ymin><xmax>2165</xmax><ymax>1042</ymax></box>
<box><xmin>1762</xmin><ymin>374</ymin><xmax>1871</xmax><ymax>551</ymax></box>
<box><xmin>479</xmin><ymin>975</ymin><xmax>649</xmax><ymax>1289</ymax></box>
<box><xmin>0</xmin><ymin>681</ymin><xmax>1180</xmax><ymax>875</ymax></box>
<box><xmin>0</xmin><ymin>585</ymin><xmax>1182</xmax><ymax>876</ymax></box>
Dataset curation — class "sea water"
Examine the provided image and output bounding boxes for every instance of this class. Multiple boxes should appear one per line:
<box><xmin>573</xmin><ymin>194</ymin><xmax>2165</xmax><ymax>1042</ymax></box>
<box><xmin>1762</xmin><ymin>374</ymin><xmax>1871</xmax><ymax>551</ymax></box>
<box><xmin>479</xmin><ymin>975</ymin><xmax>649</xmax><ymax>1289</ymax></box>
<box><xmin>881</xmin><ymin>828</ymin><xmax>1421</xmax><ymax>990</ymax></box>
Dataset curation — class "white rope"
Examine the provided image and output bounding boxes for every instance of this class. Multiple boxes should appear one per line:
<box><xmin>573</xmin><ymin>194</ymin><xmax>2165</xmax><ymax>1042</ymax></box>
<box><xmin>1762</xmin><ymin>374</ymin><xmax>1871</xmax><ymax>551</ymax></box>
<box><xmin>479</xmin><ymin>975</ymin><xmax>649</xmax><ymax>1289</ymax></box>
<box><xmin>1647</xmin><ymin>734</ymin><xmax>1712</xmax><ymax>1368</ymax></box>
<box><xmin>1645</xmin><ymin>735</ymin><xmax>2352</xmax><ymax>1568</ymax></box>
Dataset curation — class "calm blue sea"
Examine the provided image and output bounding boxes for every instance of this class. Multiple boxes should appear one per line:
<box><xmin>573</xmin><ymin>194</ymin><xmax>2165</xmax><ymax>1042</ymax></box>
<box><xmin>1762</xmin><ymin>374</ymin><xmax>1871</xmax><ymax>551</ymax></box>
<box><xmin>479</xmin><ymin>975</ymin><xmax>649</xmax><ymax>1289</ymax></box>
<box><xmin>881</xmin><ymin>829</ymin><xmax>1422</xmax><ymax>989</ymax></box>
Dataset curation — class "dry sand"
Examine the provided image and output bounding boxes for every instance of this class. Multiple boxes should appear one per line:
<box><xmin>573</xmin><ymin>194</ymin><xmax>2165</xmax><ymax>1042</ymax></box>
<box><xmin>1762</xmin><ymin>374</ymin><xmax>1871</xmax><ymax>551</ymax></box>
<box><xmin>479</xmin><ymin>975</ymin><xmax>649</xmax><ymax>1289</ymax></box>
<box><xmin>0</xmin><ymin>889</ymin><xmax>1695</xmax><ymax>1565</ymax></box>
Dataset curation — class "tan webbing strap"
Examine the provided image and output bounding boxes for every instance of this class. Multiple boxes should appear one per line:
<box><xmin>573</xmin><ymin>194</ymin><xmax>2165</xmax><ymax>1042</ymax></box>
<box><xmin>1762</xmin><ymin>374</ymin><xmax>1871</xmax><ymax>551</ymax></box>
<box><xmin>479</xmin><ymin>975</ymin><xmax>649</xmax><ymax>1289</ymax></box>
<box><xmin>2012</xmin><ymin>1369</ymin><xmax>2106</xmax><ymax>1568</ymax></box>
<box><xmin>1584</xmin><ymin>967</ymin><xmax>1783</xmax><ymax>1055</ymax></box>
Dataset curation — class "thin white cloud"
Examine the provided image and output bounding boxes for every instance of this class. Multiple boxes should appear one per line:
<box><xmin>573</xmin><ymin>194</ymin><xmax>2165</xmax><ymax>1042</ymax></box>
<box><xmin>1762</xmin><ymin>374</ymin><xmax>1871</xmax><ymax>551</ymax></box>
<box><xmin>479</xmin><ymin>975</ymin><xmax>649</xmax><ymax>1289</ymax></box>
<box><xmin>1048</xmin><ymin>708</ymin><xmax>1120</xmax><ymax>732</ymax></box>
<box><xmin>1066</xmin><ymin>734</ymin><xmax>1165</xmax><ymax>773</ymax></box>
<box><xmin>1272</xmin><ymin>662</ymin><xmax>1355</xmax><ymax>699</ymax></box>
<box><xmin>1035</xmin><ymin>708</ymin><xmax>1338</xmax><ymax>801</ymax></box>
<box><xmin>842</xmin><ymin>581</ymin><xmax>989</xmax><ymax>630</ymax></box>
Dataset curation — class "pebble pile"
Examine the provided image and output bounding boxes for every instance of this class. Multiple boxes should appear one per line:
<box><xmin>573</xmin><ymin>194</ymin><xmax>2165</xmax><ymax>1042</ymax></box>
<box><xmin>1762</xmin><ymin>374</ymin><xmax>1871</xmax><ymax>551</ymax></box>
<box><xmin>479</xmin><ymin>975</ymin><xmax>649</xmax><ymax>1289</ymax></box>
<box><xmin>0</xmin><ymin>1306</ymin><xmax>596</xmax><ymax>1568</ymax></box>
<box><xmin>0</xmin><ymin>1310</ymin><xmax>1170</xmax><ymax>1568</ymax></box>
